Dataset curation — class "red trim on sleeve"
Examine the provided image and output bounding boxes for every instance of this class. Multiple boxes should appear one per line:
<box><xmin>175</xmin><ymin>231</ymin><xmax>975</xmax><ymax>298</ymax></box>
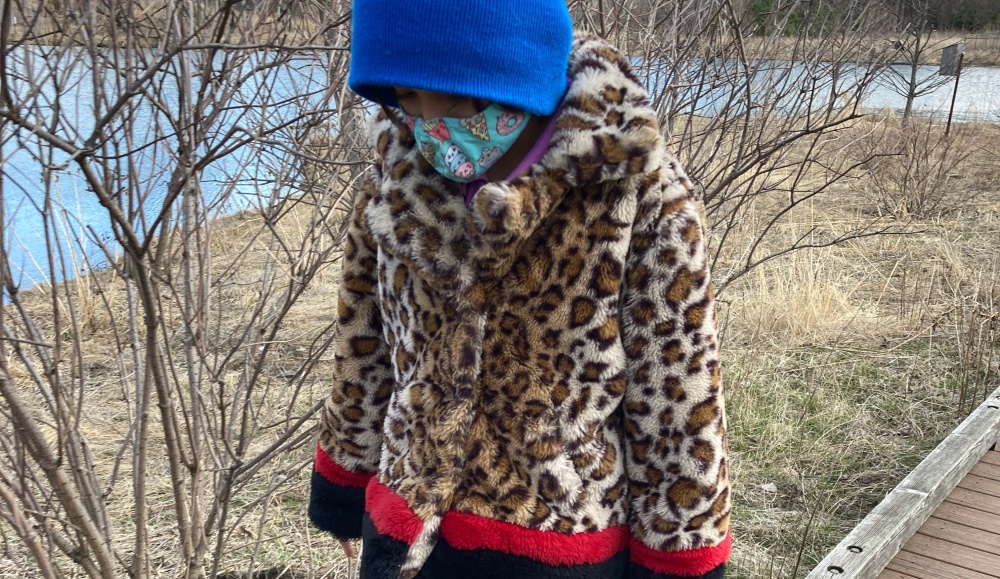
<box><xmin>440</xmin><ymin>511</ymin><xmax>629</xmax><ymax>566</ymax></box>
<box><xmin>629</xmin><ymin>532</ymin><xmax>731</xmax><ymax>577</ymax></box>
<box><xmin>365</xmin><ymin>479</ymin><xmax>423</xmax><ymax>545</ymax></box>
<box><xmin>314</xmin><ymin>443</ymin><xmax>374</xmax><ymax>488</ymax></box>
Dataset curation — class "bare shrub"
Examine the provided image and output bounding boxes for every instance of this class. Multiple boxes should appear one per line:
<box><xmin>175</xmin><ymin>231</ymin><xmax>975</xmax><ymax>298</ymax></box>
<box><xmin>885</xmin><ymin>0</ymin><xmax>957</xmax><ymax>122</ymax></box>
<box><xmin>850</xmin><ymin>116</ymin><xmax>974</xmax><ymax>217</ymax></box>
<box><xmin>0</xmin><ymin>1</ymin><xmax>366</xmax><ymax>577</ymax></box>
<box><xmin>569</xmin><ymin>0</ymin><xmax>898</xmax><ymax>290</ymax></box>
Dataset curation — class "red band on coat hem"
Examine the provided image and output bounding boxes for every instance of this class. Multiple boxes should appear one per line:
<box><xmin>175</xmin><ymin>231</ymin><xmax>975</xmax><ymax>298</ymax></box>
<box><xmin>364</xmin><ymin>480</ymin><xmax>629</xmax><ymax>565</ymax></box>
<box><xmin>365</xmin><ymin>479</ymin><xmax>423</xmax><ymax>545</ymax></box>
<box><xmin>440</xmin><ymin>511</ymin><xmax>629</xmax><ymax>566</ymax></box>
<box><xmin>629</xmin><ymin>532</ymin><xmax>731</xmax><ymax>577</ymax></box>
<box><xmin>314</xmin><ymin>443</ymin><xmax>374</xmax><ymax>488</ymax></box>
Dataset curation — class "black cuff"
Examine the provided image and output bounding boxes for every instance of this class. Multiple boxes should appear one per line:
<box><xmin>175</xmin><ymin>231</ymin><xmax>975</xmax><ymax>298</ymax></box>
<box><xmin>308</xmin><ymin>470</ymin><xmax>367</xmax><ymax>539</ymax></box>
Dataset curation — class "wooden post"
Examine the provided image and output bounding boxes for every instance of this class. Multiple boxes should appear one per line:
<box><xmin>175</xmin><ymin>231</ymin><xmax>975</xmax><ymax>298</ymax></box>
<box><xmin>945</xmin><ymin>51</ymin><xmax>964</xmax><ymax>136</ymax></box>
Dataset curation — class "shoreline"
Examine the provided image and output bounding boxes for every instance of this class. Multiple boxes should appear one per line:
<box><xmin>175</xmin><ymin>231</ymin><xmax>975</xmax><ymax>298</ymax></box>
<box><xmin>7</xmin><ymin>22</ymin><xmax>1000</xmax><ymax>67</ymax></box>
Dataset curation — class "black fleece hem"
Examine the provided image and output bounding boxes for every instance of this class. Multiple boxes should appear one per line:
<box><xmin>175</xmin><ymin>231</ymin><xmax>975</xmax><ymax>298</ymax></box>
<box><xmin>626</xmin><ymin>562</ymin><xmax>727</xmax><ymax>579</ymax></box>
<box><xmin>308</xmin><ymin>470</ymin><xmax>366</xmax><ymax>539</ymax></box>
<box><xmin>359</xmin><ymin>513</ymin><xmax>632</xmax><ymax>579</ymax></box>
<box><xmin>361</xmin><ymin>514</ymin><xmax>408</xmax><ymax>578</ymax></box>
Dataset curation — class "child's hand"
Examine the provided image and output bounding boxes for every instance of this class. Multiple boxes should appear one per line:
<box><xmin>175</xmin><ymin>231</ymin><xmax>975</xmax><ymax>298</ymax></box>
<box><xmin>339</xmin><ymin>538</ymin><xmax>355</xmax><ymax>558</ymax></box>
<box><xmin>340</xmin><ymin>539</ymin><xmax>358</xmax><ymax>579</ymax></box>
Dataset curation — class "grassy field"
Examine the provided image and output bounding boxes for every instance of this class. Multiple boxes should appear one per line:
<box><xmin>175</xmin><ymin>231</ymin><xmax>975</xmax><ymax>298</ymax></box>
<box><xmin>718</xmin><ymin>117</ymin><xmax>1000</xmax><ymax>576</ymax></box>
<box><xmin>0</xmin><ymin>115</ymin><xmax>998</xmax><ymax>579</ymax></box>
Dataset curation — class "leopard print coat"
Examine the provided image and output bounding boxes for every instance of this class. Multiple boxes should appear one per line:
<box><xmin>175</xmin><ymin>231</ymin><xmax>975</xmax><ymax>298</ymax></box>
<box><xmin>310</xmin><ymin>33</ymin><xmax>731</xmax><ymax>579</ymax></box>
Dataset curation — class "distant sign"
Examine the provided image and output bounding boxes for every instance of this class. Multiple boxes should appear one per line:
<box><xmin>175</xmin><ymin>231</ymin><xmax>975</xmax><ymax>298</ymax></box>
<box><xmin>940</xmin><ymin>43</ymin><xmax>964</xmax><ymax>76</ymax></box>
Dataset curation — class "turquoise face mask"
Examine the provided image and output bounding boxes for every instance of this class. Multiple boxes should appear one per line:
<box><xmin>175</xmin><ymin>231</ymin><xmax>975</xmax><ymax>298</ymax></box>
<box><xmin>403</xmin><ymin>103</ymin><xmax>533</xmax><ymax>183</ymax></box>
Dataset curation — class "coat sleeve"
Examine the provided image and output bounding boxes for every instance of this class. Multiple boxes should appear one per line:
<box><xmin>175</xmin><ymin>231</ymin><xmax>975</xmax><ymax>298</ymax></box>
<box><xmin>309</xmin><ymin>168</ymin><xmax>394</xmax><ymax>540</ymax></box>
<box><xmin>619</xmin><ymin>161</ymin><xmax>731</xmax><ymax>579</ymax></box>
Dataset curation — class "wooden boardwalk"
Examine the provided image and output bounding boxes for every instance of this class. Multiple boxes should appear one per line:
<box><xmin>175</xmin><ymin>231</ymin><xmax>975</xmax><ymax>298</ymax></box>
<box><xmin>807</xmin><ymin>387</ymin><xmax>1000</xmax><ymax>579</ymax></box>
<box><xmin>877</xmin><ymin>448</ymin><xmax>1000</xmax><ymax>579</ymax></box>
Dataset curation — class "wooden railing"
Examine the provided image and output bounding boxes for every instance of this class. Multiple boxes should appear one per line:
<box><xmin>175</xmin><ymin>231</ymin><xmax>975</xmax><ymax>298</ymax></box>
<box><xmin>806</xmin><ymin>385</ymin><xmax>1000</xmax><ymax>579</ymax></box>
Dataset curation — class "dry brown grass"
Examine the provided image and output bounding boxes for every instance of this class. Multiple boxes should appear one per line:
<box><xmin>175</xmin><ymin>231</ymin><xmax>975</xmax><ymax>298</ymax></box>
<box><xmin>741</xmin><ymin>30</ymin><xmax>1000</xmax><ymax>66</ymax></box>
<box><xmin>717</xmin><ymin>117</ymin><xmax>1000</xmax><ymax>577</ymax></box>
<box><xmin>0</xmin><ymin>193</ymin><xmax>353</xmax><ymax>578</ymax></box>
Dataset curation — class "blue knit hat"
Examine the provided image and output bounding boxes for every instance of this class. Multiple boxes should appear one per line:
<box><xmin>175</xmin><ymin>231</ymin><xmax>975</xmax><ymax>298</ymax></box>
<box><xmin>348</xmin><ymin>0</ymin><xmax>573</xmax><ymax>117</ymax></box>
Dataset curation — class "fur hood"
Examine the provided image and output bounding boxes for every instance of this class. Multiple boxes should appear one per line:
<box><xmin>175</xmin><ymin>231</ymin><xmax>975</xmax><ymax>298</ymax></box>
<box><xmin>364</xmin><ymin>34</ymin><xmax>671</xmax><ymax>299</ymax></box>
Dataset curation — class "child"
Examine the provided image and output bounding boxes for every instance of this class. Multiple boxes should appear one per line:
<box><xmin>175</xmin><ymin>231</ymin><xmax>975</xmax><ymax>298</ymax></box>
<box><xmin>309</xmin><ymin>2</ymin><xmax>731</xmax><ymax>578</ymax></box>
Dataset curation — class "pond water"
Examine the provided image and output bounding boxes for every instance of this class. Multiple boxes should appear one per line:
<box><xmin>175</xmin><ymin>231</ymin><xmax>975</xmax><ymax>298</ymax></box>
<box><xmin>865</xmin><ymin>62</ymin><xmax>1000</xmax><ymax>121</ymax></box>
<box><xmin>2</xmin><ymin>49</ymin><xmax>999</xmax><ymax>290</ymax></box>
<box><xmin>641</xmin><ymin>58</ymin><xmax>1000</xmax><ymax>121</ymax></box>
<box><xmin>1</xmin><ymin>46</ymin><xmax>333</xmax><ymax>290</ymax></box>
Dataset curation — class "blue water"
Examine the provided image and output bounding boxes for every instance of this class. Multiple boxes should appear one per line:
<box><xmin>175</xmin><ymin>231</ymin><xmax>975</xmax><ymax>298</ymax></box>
<box><xmin>1</xmin><ymin>45</ymin><xmax>335</xmax><ymax>289</ymax></box>
<box><xmin>866</xmin><ymin>62</ymin><xmax>1000</xmax><ymax>120</ymax></box>
<box><xmin>636</xmin><ymin>58</ymin><xmax>1000</xmax><ymax>121</ymax></box>
<box><xmin>3</xmin><ymin>49</ymin><xmax>998</xmax><ymax>290</ymax></box>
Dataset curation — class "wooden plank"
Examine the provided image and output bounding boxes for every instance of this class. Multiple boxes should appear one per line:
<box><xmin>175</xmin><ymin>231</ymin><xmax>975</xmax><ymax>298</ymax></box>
<box><xmin>957</xmin><ymin>473</ymin><xmax>1000</xmax><ymax>498</ymax></box>
<box><xmin>944</xmin><ymin>487</ymin><xmax>1000</xmax><ymax>515</ymax></box>
<box><xmin>980</xmin><ymin>450</ymin><xmax>1000</xmax><ymax>467</ymax></box>
<box><xmin>886</xmin><ymin>549</ymin><xmax>998</xmax><ymax>579</ymax></box>
<box><xmin>876</xmin><ymin>570</ymin><xmax>920</xmax><ymax>579</ymax></box>
<box><xmin>805</xmin><ymin>386</ymin><xmax>1000</xmax><ymax>579</ymax></box>
<box><xmin>934</xmin><ymin>500</ymin><xmax>1000</xmax><ymax>533</ymax></box>
<box><xmin>900</xmin><ymin>533</ymin><xmax>1000</xmax><ymax>576</ymax></box>
<box><xmin>918</xmin><ymin>517</ymin><xmax>1000</xmax><ymax>556</ymax></box>
<box><xmin>969</xmin><ymin>459</ymin><xmax>1000</xmax><ymax>482</ymax></box>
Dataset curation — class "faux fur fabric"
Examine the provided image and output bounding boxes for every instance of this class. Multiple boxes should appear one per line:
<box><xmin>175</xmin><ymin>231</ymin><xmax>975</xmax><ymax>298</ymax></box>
<box><xmin>312</xmin><ymin>32</ymin><xmax>731</xmax><ymax>579</ymax></box>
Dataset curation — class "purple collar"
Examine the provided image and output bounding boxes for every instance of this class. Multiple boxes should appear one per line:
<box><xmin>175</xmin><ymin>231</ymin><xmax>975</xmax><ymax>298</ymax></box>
<box><xmin>462</xmin><ymin>98</ymin><xmax>565</xmax><ymax>208</ymax></box>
